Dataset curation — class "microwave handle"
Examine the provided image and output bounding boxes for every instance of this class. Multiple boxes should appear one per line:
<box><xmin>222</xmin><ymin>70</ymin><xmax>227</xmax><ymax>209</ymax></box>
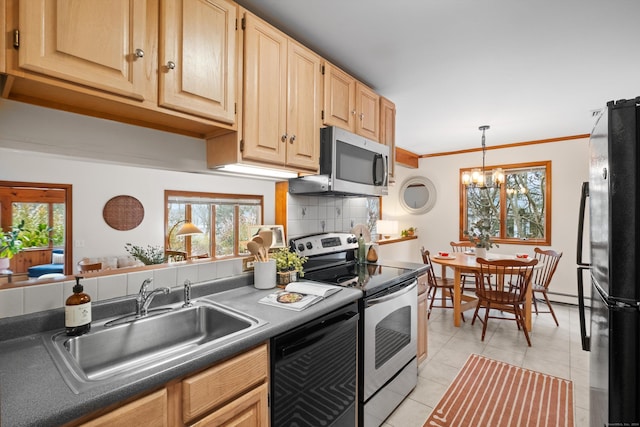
<box><xmin>373</xmin><ymin>153</ymin><xmax>387</xmax><ymax>186</ymax></box>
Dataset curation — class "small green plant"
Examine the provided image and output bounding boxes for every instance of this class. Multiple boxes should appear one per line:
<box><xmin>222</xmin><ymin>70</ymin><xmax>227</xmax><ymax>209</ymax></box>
<box><xmin>125</xmin><ymin>243</ymin><xmax>165</xmax><ymax>265</ymax></box>
<box><xmin>463</xmin><ymin>219</ymin><xmax>499</xmax><ymax>250</ymax></box>
<box><xmin>19</xmin><ymin>223</ymin><xmax>54</xmax><ymax>248</ymax></box>
<box><xmin>0</xmin><ymin>220</ymin><xmax>26</xmax><ymax>259</ymax></box>
<box><xmin>272</xmin><ymin>248</ymin><xmax>308</xmax><ymax>277</ymax></box>
<box><xmin>401</xmin><ymin>227</ymin><xmax>418</xmax><ymax>237</ymax></box>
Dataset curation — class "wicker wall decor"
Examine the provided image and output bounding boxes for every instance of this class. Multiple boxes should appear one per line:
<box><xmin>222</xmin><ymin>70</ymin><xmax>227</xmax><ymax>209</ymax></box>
<box><xmin>102</xmin><ymin>195</ymin><xmax>145</xmax><ymax>231</ymax></box>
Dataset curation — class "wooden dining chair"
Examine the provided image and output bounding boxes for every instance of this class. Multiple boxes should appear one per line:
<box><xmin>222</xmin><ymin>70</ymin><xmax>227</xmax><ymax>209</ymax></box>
<box><xmin>421</xmin><ymin>247</ymin><xmax>464</xmax><ymax>321</ymax></box>
<box><xmin>165</xmin><ymin>250</ymin><xmax>188</xmax><ymax>262</ymax></box>
<box><xmin>77</xmin><ymin>259</ymin><xmax>102</xmax><ymax>273</ymax></box>
<box><xmin>531</xmin><ymin>247</ymin><xmax>563</xmax><ymax>326</ymax></box>
<box><xmin>471</xmin><ymin>257</ymin><xmax>538</xmax><ymax>346</ymax></box>
<box><xmin>449</xmin><ymin>241</ymin><xmax>475</xmax><ymax>289</ymax></box>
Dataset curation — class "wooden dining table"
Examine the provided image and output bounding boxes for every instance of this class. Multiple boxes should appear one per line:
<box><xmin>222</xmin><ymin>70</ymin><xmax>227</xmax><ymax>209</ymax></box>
<box><xmin>430</xmin><ymin>252</ymin><xmax>536</xmax><ymax>330</ymax></box>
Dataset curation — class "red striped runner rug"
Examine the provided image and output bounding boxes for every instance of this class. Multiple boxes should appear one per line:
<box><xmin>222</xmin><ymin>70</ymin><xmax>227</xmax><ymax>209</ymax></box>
<box><xmin>423</xmin><ymin>354</ymin><xmax>574</xmax><ymax>427</ymax></box>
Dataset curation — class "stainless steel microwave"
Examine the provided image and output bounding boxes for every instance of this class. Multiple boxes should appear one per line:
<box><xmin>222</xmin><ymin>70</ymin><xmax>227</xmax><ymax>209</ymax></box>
<box><xmin>288</xmin><ymin>126</ymin><xmax>389</xmax><ymax>197</ymax></box>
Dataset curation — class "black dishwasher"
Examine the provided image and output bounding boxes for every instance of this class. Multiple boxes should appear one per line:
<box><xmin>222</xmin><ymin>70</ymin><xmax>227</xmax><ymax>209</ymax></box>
<box><xmin>270</xmin><ymin>302</ymin><xmax>359</xmax><ymax>427</ymax></box>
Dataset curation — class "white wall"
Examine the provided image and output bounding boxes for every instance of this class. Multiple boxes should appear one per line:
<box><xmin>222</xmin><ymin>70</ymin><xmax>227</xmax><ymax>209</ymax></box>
<box><xmin>0</xmin><ymin>100</ymin><xmax>276</xmax><ymax>266</ymax></box>
<box><xmin>382</xmin><ymin>138</ymin><xmax>590</xmax><ymax>304</ymax></box>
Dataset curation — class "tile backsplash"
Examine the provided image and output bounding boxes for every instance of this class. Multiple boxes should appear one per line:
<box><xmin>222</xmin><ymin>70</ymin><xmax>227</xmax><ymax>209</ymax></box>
<box><xmin>2</xmin><ymin>195</ymin><xmax>380</xmax><ymax>320</ymax></box>
<box><xmin>0</xmin><ymin>258</ymin><xmax>242</xmax><ymax>319</ymax></box>
<box><xmin>286</xmin><ymin>194</ymin><xmax>380</xmax><ymax>239</ymax></box>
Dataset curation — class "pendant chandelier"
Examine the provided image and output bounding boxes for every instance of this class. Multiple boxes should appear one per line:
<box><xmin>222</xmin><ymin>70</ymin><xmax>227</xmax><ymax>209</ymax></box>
<box><xmin>461</xmin><ymin>125</ymin><xmax>505</xmax><ymax>188</ymax></box>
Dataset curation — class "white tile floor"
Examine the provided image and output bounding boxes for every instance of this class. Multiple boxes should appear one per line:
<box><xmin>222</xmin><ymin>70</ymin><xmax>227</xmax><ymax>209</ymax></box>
<box><xmin>384</xmin><ymin>300</ymin><xmax>590</xmax><ymax>426</ymax></box>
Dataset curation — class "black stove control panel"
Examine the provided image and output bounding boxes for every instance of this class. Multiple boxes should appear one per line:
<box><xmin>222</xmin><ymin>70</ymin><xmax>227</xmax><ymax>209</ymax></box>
<box><xmin>290</xmin><ymin>232</ymin><xmax>359</xmax><ymax>257</ymax></box>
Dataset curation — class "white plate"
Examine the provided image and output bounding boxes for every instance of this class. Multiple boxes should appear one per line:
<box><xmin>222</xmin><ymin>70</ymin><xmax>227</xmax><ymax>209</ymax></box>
<box><xmin>434</xmin><ymin>255</ymin><xmax>455</xmax><ymax>260</ymax></box>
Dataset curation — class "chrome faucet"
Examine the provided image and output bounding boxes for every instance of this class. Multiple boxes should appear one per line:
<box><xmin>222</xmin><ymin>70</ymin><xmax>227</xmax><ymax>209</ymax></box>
<box><xmin>182</xmin><ymin>279</ymin><xmax>193</xmax><ymax>308</ymax></box>
<box><xmin>136</xmin><ymin>278</ymin><xmax>171</xmax><ymax>317</ymax></box>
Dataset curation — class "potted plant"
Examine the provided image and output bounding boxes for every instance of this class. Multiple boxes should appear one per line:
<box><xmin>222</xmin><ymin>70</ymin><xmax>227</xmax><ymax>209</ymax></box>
<box><xmin>125</xmin><ymin>243</ymin><xmax>165</xmax><ymax>265</ymax></box>
<box><xmin>401</xmin><ymin>227</ymin><xmax>418</xmax><ymax>237</ymax></box>
<box><xmin>272</xmin><ymin>248</ymin><xmax>307</xmax><ymax>287</ymax></box>
<box><xmin>0</xmin><ymin>221</ymin><xmax>26</xmax><ymax>270</ymax></box>
<box><xmin>463</xmin><ymin>218</ymin><xmax>498</xmax><ymax>258</ymax></box>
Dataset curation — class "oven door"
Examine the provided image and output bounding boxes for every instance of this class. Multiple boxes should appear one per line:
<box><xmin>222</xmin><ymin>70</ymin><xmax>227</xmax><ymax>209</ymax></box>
<box><xmin>363</xmin><ymin>278</ymin><xmax>417</xmax><ymax>401</ymax></box>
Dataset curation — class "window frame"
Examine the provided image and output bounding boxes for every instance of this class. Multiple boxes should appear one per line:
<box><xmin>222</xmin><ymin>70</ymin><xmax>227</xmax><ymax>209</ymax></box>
<box><xmin>0</xmin><ymin>181</ymin><xmax>72</xmax><ymax>276</ymax></box>
<box><xmin>459</xmin><ymin>161</ymin><xmax>551</xmax><ymax>246</ymax></box>
<box><xmin>165</xmin><ymin>190</ymin><xmax>264</xmax><ymax>259</ymax></box>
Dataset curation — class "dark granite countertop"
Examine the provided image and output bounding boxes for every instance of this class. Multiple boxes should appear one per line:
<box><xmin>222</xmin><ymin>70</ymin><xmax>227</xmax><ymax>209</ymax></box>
<box><xmin>0</xmin><ymin>274</ymin><xmax>363</xmax><ymax>427</ymax></box>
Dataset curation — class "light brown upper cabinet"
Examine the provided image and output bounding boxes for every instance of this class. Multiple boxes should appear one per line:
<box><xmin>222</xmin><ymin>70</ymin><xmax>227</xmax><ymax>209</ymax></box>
<box><xmin>208</xmin><ymin>11</ymin><xmax>320</xmax><ymax>172</ymax></box>
<box><xmin>323</xmin><ymin>62</ymin><xmax>380</xmax><ymax>141</ymax></box>
<box><xmin>0</xmin><ymin>0</ymin><xmax>6</xmax><ymax>73</ymax></box>
<box><xmin>4</xmin><ymin>0</ymin><xmax>237</xmax><ymax>138</ymax></box>
<box><xmin>16</xmin><ymin>0</ymin><xmax>152</xmax><ymax>101</ymax></box>
<box><xmin>379</xmin><ymin>96</ymin><xmax>396</xmax><ymax>179</ymax></box>
<box><xmin>159</xmin><ymin>0</ymin><xmax>236</xmax><ymax>124</ymax></box>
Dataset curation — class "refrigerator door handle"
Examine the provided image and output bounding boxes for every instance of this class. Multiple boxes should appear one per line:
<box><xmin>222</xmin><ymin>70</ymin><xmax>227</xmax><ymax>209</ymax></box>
<box><xmin>576</xmin><ymin>181</ymin><xmax>590</xmax><ymax>267</ymax></box>
<box><xmin>576</xmin><ymin>181</ymin><xmax>591</xmax><ymax>352</ymax></box>
<box><xmin>577</xmin><ymin>266</ymin><xmax>590</xmax><ymax>351</ymax></box>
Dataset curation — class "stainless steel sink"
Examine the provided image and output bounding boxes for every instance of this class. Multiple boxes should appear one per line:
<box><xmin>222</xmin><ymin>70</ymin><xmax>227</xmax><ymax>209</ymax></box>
<box><xmin>44</xmin><ymin>299</ymin><xmax>266</xmax><ymax>393</ymax></box>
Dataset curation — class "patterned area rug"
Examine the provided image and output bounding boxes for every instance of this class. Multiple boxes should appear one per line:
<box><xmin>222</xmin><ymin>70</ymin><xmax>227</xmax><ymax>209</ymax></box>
<box><xmin>424</xmin><ymin>354</ymin><xmax>574</xmax><ymax>427</ymax></box>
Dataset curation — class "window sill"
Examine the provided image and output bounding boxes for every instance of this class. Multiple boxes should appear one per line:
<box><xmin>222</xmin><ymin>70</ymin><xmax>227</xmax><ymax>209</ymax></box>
<box><xmin>376</xmin><ymin>236</ymin><xmax>417</xmax><ymax>245</ymax></box>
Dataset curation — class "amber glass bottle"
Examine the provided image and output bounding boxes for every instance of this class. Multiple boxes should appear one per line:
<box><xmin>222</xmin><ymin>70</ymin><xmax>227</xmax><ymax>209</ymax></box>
<box><xmin>65</xmin><ymin>276</ymin><xmax>92</xmax><ymax>336</ymax></box>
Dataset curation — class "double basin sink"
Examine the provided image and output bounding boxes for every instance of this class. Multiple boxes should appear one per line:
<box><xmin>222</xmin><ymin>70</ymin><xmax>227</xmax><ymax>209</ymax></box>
<box><xmin>44</xmin><ymin>298</ymin><xmax>267</xmax><ymax>393</ymax></box>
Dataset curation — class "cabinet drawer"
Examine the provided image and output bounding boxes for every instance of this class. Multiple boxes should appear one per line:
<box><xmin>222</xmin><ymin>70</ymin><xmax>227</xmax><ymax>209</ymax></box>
<box><xmin>190</xmin><ymin>383</ymin><xmax>269</xmax><ymax>427</ymax></box>
<box><xmin>81</xmin><ymin>388</ymin><xmax>167</xmax><ymax>427</ymax></box>
<box><xmin>182</xmin><ymin>344</ymin><xmax>268</xmax><ymax>423</ymax></box>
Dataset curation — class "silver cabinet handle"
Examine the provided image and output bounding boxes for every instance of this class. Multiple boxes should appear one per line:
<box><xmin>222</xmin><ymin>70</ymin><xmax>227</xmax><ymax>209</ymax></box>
<box><xmin>134</xmin><ymin>48</ymin><xmax>144</xmax><ymax>58</ymax></box>
<box><xmin>351</xmin><ymin>110</ymin><xmax>357</xmax><ymax>116</ymax></box>
<box><xmin>166</xmin><ymin>61</ymin><xmax>176</xmax><ymax>70</ymax></box>
<box><xmin>360</xmin><ymin>113</ymin><xmax>364</xmax><ymax>120</ymax></box>
<box><xmin>281</xmin><ymin>133</ymin><xmax>288</xmax><ymax>142</ymax></box>
<box><xmin>289</xmin><ymin>135</ymin><xmax>296</xmax><ymax>144</ymax></box>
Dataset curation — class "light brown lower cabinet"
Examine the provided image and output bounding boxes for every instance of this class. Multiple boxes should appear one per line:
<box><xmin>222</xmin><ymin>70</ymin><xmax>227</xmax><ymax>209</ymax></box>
<box><xmin>77</xmin><ymin>344</ymin><xmax>268</xmax><ymax>426</ymax></box>
<box><xmin>417</xmin><ymin>273</ymin><xmax>428</xmax><ymax>363</ymax></box>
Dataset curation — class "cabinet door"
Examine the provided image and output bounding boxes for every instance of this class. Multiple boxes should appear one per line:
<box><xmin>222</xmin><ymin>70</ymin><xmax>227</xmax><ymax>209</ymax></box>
<box><xmin>81</xmin><ymin>388</ymin><xmax>168</xmax><ymax>427</ymax></box>
<box><xmin>323</xmin><ymin>62</ymin><xmax>356</xmax><ymax>131</ymax></box>
<box><xmin>286</xmin><ymin>40</ymin><xmax>321</xmax><ymax>171</ymax></box>
<box><xmin>242</xmin><ymin>12</ymin><xmax>287</xmax><ymax>165</ymax></box>
<box><xmin>191</xmin><ymin>383</ymin><xmax>269</xmax><ymax>427</ymax></box>
<box><xmin>380</xmin><ymin>97</ymin><xmax>396</xmax><ymax>179</ymax></box>
<box><xmin>0</xmin><ymin>0</ymin><xmax>5</xmax><ymax>73</ymax></box>
<box><xmin>355</xmin><ymin>82</ymin><xmax>380</xmax><ymax>141</ymax></box>
<box><xmin>160</xmin><ymin>0</ymin><xmax>237</xmax><ymax>124</ymax></box>
<box><xmin>18</xmin><ymin>0</ymin><xmax>151</xmax><ymax>100</ymax></box>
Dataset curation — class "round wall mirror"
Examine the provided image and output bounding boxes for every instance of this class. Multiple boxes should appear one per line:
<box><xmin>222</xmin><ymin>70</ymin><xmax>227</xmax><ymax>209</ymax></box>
<box><xmin>399</xmin><ymin>176</ymin><xmax>437</xmax><ymax>214</ymax></box>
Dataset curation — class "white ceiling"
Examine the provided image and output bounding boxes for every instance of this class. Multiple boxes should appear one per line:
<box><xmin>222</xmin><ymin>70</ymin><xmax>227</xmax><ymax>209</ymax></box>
<box><xmin>234</xmin><ymin>0</ymin><xmax>640</xmax><ymax>155</ymax></box>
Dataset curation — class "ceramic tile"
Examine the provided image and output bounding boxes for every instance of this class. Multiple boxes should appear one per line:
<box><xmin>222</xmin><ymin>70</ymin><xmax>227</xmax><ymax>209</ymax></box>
<box><xmin>24</xmin><ymin>283</ymin><xmax>64</xmax><ymax>314</ymax></box>
<box><xmin>0</xmin><ymin>287</ymin><xmax>24</xmax><ymax>317</ymax></box>
<box><xmin>176</xmin><ymin>264</ymin><xmax>199</xmax><ymax>287</ymax></box>
<box><xmin>153</xmin><ymin>267</ymin><xmax>177</xmax><ymax>288</ymax></box>
<box><xmin>216</xmin><ymin>259</ymin><xmax>241</xmax><ymax>278</ymax></box>
<box><xmin>197</xmin><ymin>262</ymin><xmax>218</xmax><ymax>282</ymax></box>
<box><xmin>96</xmin><ymin>274</ymin><xmax>127</xmax><ymax>301</ymax></box>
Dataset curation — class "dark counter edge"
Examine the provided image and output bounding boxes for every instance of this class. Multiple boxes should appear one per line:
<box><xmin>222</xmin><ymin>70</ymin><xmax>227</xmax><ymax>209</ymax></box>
<box><xmin>0</xmin><ymin>273</ymin><xmax>364</xmax><ymax>427</ymax></box>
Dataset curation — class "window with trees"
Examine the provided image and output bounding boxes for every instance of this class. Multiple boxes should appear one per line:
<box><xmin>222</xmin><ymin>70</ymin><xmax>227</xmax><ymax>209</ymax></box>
<box><xmin>460</xmin><ymin>161</ymin><xmax>551</xmax><ymax>245</ymax></box>
<box><xmin>0</xmin><ymin>181</ymin><xmax>71</xmax><ymax>276</ymax></box>
<box><xmin>165</xmin><ymin>191</ymin><xmax>264</xmax><ymax>258</ymax></box>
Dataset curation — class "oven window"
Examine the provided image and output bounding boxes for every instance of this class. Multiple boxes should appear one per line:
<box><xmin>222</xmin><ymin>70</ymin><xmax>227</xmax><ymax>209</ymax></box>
<box><xmin>375</xmin><ymin>306</ymin><xmax>411</xmax><ymax>369</ymax></box>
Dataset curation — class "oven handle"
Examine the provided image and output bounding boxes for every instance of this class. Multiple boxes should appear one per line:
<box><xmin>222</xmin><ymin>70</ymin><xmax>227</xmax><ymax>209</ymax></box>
<box><xmin>366</xmin><ymin>279</ymin><xmax>417</xmax><ymax>306</ymax></box>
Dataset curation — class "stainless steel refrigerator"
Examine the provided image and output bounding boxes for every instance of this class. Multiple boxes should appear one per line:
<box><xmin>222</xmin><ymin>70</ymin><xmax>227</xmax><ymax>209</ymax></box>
<box><xmin>577</xmin><ymin>96</ymin><xmax>640</xmax><ymax>426</ymax></box>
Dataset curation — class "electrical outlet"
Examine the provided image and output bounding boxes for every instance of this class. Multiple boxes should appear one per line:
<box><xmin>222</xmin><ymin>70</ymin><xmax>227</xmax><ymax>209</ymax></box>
<box><xmin>242</xmin><ymin>257</ymin><xmax>256</xmax><ymax>271</ymax></box>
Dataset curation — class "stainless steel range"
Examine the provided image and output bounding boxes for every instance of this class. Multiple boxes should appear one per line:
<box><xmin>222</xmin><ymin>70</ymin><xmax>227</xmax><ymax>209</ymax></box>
<box><xmin>290</xmin><ymin>232</ymin><xmax>419</xmax><ymax>427</ymax></box>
